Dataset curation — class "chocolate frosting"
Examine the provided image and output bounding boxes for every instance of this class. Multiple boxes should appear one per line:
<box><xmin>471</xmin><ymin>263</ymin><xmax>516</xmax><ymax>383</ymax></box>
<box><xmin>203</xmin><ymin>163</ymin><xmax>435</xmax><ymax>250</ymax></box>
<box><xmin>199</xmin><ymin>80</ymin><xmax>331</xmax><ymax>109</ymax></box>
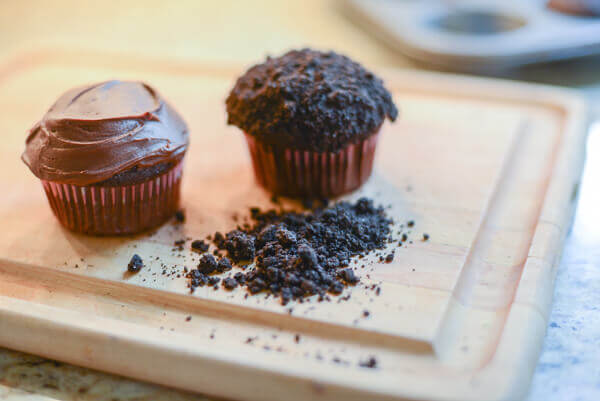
<box><xmin>226</xmin><ymin>49</ymin><xmax>398</xmax><ymax>152</ymax></box>
<box><xmin>22</xmin><ymin>80</ymin><xmax>189</xmax><ymax>186</ymax></box>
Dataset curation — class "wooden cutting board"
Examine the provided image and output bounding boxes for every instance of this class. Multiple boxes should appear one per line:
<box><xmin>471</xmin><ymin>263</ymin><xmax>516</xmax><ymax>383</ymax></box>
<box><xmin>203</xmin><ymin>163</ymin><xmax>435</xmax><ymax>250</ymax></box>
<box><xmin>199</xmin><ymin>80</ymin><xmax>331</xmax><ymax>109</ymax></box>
<box><xmin>0</xmin><ymin>49</ymin><xmax>587</xmax><ymax>401</ymax></box>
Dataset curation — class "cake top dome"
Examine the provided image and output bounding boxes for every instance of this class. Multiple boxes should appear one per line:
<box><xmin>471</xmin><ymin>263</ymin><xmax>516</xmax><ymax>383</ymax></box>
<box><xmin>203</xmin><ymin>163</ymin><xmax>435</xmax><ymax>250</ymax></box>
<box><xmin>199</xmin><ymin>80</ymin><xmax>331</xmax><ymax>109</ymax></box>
<box><xmin>226</xmin><ymin>48</ymin><xmax>398</xmax><ymax>152</ymax></box>
<box><xmin>22</xmin><ymin>80</ymin><xmax>188</xmax><ymax>185</ymax></box>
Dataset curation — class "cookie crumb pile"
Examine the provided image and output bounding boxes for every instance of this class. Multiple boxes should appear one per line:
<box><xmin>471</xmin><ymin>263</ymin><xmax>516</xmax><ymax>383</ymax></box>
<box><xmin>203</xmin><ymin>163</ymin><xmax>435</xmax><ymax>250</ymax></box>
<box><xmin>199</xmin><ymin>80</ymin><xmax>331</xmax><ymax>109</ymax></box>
<box><xmin>188</xmin><ymin>197</ymin><xmax>393</xmax><ymax>304</ymax></box>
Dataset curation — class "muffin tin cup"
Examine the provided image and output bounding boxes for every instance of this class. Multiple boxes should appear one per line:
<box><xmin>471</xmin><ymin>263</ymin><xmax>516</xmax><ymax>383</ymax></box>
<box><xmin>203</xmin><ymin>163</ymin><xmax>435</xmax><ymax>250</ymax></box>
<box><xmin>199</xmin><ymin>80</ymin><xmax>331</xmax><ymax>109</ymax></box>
<box><xmin>40</xmin><ymin>161</ymin><xmax>184</xmax><ymax>236</ymax></box>
<box><xmin>245</xmin><ymin>132</ymin><xmax>379</xmax><ymax>198</ymax></box>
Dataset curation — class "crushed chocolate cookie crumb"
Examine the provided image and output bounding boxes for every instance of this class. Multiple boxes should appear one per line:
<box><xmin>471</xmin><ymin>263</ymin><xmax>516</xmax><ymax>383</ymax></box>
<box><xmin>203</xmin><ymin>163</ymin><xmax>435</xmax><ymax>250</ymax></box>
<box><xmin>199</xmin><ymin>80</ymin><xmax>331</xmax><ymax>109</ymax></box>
<box><xmin>222</xmin><ymin>277</ymin><xmax>238</xmax><ymax>290</ymax></box>
<box><xmin>207</xmin><ymin>276</ymin><xmax>220</xmax><ymax>286</ymax></box>
<box><xmin>222</xmin><ymin>230</ymin><xmax>256</xmax><ymax>263</ymax></box>
<box><xmin>423</xmin><ymin>233</ymin><xmax>429</xmax><ymax>241</ymax></box>
<box><xmin>127</xmin><ymin>254</ymin><xmax>143</xmax><ymax>273</ymax></box>
<box><xmin>226</xmin><ymin>49</ymin><xmax>398</xmax><ymax>153</ymax></box>
<box><xmin>339</xmin><ymin>268</ymin><xmax>359</xmax><ymax>285</ymax></box>
<box><xmin>217</xmin><ymin>257</ymin><xmax>233</xmax><ymax>273</ymax></box>
<box><xmin>174</xmin><ymin>210</ymin><xmax>185</xmax><ymax>223</ymax></box>
<box><xmin>234</xmin><ymin>271</ymin><xmax>246</xmax><ymax>284</ymax></box>
<box><xmin>185</xmin><ymin>316</ymin><xmax>192</xmax><ymax>322</ymax></box>
<box><xmin>363</xmin><ymin>310</ymin><xmax>370</xmax><ymax>317</ymax></box>
<box><xmin>191</xmin><ymin>239</ymin><xmax>210</xmax><ymax>252</ymax></box>
<box><xmin>407</xmin><ymin>220</ymin><xmax>414</xmax><ymax>228</ymax></box>
<box><xmin>359</xmin><ymin>356</ymin><xmax>378</xmax><ymax>369</ymax></box>
<box><xmin>385</xmin><ymin>253</ymin><xmax>394</xmax><ymax>263</ymax></box>
<box><xmin>198</xmin><ymin>254</ymin><xmax>218</xmax><ymax>274</ymax></box>
<box><xmin>190</xmin><ymin>197</ymin><xmax>393</xmax><ymax>304</ymax></box>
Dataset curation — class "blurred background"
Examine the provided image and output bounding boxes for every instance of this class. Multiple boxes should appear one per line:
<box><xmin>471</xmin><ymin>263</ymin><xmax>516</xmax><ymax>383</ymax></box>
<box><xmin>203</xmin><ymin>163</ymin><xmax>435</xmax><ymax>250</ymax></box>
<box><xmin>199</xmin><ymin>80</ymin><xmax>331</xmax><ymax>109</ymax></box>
<box><xmin>1</xmin><ymin>1</ymin><xmax>599</xmax><ymax>400</ymax></box>
<box><xmin>2</xmin><ymin>0</ymin><xmax>600</xmax><ymax>94</ymax></box>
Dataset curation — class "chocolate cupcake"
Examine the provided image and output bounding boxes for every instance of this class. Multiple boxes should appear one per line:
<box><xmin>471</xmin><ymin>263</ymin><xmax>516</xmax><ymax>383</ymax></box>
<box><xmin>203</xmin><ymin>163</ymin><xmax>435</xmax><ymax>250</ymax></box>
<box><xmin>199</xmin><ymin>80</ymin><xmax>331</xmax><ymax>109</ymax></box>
<box><xmin>226</xmin><ymin>48</ymin><xmax>398</xmax><ymax>198</ymax></box>
<box><xmin>22</xmin><ymin>80</ymin><xmax>189</xmax><ymax>235</ymax></box>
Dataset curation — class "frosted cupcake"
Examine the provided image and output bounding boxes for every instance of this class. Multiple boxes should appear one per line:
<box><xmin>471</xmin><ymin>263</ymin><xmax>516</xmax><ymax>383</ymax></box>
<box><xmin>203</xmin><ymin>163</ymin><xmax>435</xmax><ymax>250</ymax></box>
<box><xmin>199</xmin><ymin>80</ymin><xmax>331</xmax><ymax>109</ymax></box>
<box><xmin>22</xmin><ymin>80</ymin><xmax>189</xmax><ymax>235</ymax></box>
<box><xmin>226</xmin><ymin>48</ymin><xmax>398</xmax><ymax>198</ymax></box>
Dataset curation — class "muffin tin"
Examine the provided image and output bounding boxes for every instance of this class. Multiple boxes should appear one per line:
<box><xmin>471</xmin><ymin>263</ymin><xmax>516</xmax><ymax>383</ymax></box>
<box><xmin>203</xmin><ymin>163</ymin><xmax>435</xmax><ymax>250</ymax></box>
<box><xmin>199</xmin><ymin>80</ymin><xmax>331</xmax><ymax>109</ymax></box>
<box><xmin>343</xmin><ymin>0</ymin><xmax>600</xmax><ymax>72</ymax></box>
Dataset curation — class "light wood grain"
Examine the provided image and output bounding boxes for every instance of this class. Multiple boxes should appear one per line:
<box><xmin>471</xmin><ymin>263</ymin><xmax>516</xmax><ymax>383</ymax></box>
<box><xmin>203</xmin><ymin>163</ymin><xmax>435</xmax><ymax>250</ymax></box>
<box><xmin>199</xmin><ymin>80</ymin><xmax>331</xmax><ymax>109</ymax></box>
<box><xmin>0</xmin><ymin>49</ymin><xmax>587</xmax><ymax>401</ymax></box>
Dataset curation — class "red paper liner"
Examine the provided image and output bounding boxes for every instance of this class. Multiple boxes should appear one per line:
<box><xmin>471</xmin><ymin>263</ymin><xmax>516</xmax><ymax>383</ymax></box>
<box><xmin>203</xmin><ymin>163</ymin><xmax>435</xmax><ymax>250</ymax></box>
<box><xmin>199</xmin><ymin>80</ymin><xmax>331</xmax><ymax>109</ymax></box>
<box><xmin>41</xmin><ymin>161</ymin><xmax>183</xmax><ymax>235</ymax></box>
<box><xmin>245</xmin><ymin>132</ymin><xmax>379</xmax><ymax>198</ymax></box>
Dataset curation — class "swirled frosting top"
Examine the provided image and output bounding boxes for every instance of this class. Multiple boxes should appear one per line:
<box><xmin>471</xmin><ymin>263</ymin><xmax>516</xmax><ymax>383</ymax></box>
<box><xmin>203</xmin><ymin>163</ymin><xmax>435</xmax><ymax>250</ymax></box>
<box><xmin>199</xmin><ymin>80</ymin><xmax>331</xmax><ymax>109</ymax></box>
<box><xmin>22</xmin><ymin>80</ymin><xmax>189</xmax><ymax>185</ymax></box>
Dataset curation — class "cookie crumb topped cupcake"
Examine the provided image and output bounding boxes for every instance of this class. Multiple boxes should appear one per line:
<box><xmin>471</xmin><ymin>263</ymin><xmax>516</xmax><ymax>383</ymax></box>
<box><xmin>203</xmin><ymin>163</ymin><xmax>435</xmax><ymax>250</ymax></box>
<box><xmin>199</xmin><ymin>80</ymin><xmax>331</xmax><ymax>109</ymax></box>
<box><xmin>22</xmin><ymin>80</ymin><xmax>189</xmax><ymax>235</ymax></box>
<box><xmin>226</xmin><ymin>48</ymin><xmax>398</xmax><ymax>198</ymax></box>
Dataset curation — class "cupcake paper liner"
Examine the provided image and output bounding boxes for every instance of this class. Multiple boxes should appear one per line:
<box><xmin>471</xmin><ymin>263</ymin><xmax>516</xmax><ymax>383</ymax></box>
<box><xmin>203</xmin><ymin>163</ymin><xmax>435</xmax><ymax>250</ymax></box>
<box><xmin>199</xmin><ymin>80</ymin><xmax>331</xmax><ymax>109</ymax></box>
<box><xmin>245</xmin><ymin>132</ymin><xmax>379</xmax><ymax>198</ymax></box>
<box><xmin>41</xmin><ymin>161</ymin><xmax>183</xmax><ymax>235</ymax></box>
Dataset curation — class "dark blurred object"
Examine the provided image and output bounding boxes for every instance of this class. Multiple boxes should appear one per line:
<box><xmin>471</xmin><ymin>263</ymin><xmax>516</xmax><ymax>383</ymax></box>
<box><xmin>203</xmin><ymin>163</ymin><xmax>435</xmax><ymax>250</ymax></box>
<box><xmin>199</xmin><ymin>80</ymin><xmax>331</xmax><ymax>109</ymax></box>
<box><xmin>434</xmin><ymin>9</ymin><xmax>526</xmax><ymax>35</ymax></box>
<box><xmin>548</xmin><ymin>0</ymin><xmax>600</xmax><ymax>16</ymax></box>
<box><xmin>341</xmin><ymin>0</ymin><xmax>600</xmax><ymax>73</ymax></box>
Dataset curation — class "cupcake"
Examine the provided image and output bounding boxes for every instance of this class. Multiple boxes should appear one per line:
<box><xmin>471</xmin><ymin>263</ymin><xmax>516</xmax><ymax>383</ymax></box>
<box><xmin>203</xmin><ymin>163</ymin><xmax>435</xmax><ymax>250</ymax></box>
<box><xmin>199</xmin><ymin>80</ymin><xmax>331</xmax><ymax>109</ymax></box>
<box><xmin>226</xmin><ymin>48</ymin><xmax>398</xmax><ymax>198</ymax></box>
<box><xmin>22</xmin><ymin>80</ymin><xmax>189</xmax><ymax>235</ymax></box>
